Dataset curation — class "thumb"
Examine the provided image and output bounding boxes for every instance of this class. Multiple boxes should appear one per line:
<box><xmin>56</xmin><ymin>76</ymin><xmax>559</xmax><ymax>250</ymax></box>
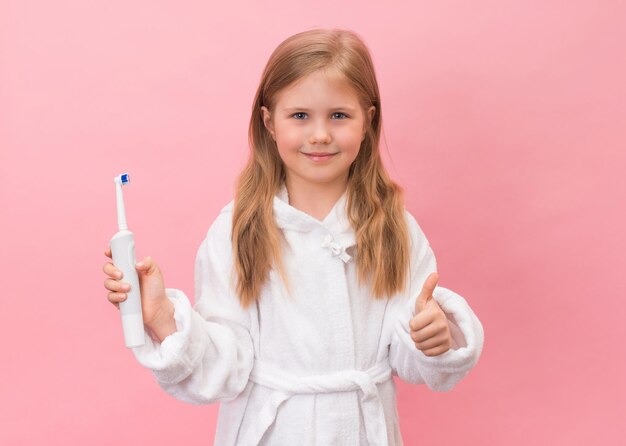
<box><xmin>136</xmin><ymin>256</ymin><xmax>157</xmax><ymax>275</ymax></box>
<box><xmin>415</xmin><ymin>272</ymin><xmax>439</xmax><ymax>314</ymax></box>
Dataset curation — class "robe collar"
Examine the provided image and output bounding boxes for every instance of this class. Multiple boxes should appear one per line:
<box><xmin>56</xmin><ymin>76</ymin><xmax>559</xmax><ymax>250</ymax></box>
<box><xmin>272</xmin><ymin>182</ymin><xmax>357</xmax><ymax>250</ymax></box>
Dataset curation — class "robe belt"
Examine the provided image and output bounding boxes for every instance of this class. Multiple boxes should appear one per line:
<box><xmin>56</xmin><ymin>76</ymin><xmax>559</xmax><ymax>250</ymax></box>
<box><xmin>238</xmin><ymin>359</ymin><xmax>393</xmax><ymax>446</ymax></box>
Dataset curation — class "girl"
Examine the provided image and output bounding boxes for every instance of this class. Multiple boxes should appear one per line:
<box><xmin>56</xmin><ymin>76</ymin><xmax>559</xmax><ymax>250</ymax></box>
<box><xmin>103</xmin><ymin>28</ymin><xmax>484</xmax><ymax>445</ymax></box>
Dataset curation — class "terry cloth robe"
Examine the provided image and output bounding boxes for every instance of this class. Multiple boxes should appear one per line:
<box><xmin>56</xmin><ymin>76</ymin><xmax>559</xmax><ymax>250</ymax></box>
<box><xmin>131</xmin><ymin>183</ymin><xmax>485</xmax><ymax>445</ymax></box>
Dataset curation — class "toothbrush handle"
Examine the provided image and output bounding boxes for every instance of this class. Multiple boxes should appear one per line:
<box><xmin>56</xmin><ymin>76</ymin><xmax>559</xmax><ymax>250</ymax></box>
<box><xmin>110</xmin><ymin>230</ymin><xmax>145</xmax><ymax>347</ymax></box>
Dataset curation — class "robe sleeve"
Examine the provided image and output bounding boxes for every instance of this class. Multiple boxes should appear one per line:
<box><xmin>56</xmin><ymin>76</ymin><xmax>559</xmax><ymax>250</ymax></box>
<box><xmin>129</xmin><ymin>210</ymin><xmax>255</xmax><ymax>404</ymax></box>
<box><xmin>389</xmin><ymin>210</ymin><xmax>484</xmax><ymax>392</ymax></box>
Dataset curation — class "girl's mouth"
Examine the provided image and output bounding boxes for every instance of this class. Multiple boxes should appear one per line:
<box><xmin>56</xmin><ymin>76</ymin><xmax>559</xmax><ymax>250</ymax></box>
<box><xmin>303</xmin><ymin>152</ymin><xmax>338</xmax><ymax>162</ymax></box>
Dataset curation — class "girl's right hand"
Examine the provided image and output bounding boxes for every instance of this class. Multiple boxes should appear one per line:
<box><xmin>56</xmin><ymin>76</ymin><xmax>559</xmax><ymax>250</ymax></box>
<box><xmin>103</xmin><ymin>246</ymin><xmax>172</xmax><ymax>332</ymax></box>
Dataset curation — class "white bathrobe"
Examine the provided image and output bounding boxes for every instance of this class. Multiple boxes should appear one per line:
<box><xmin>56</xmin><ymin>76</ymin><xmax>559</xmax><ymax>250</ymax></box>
<box><xmin>131</xmin><ymin>184</ymin><xmax>485</xmax><ymax>445</ymax></box>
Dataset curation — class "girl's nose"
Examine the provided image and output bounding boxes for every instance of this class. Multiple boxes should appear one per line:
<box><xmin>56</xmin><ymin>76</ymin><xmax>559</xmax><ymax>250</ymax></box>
<box><xmin>309</xmin><ymin>124</ymin><xmax>332</xmax><ymax>145</ymax></box>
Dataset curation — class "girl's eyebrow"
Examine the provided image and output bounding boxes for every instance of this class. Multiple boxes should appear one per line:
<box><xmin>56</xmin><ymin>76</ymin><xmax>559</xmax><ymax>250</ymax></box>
<box><xmin>283</xmin><ymin>105</ymin><xmax>356</xmax><ymax>112</ymax></box>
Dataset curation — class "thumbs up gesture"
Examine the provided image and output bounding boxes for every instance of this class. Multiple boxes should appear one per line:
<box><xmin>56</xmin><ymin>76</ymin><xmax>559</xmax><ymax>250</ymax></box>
<box><xmin>409</xmin><ymin>272</ymin><xmax>452</xmax><ymax>357</ymax></box>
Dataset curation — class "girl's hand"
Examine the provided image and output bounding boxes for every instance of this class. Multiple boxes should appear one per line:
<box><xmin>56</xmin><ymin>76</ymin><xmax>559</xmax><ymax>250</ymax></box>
<box><xmin>409</xmin><ymin>272</ymin><xmax>452</xmax><ymax>357</ymax></box>
<box><xmin>102</xmin><ymin>246</ymin><xmax>172</xmax><ymax>332</ymax></box>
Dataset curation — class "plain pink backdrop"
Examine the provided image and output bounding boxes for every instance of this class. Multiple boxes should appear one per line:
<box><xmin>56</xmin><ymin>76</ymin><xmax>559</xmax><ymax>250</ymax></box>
<box><xmin>1</xmin><ymin>1</ymin><xmax>625</xmax><ymax>445</ymax></box>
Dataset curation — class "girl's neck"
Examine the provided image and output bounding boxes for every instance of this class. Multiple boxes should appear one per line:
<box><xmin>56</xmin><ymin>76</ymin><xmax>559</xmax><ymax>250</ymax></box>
<box><xmin>284</xmin><ymin>176</ymin><xmax>348</xmax><ymax>221</ymax></box>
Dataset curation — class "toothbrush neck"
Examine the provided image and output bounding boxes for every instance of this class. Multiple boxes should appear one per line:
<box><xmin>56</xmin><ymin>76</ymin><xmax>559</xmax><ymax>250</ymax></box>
<box><xmin>115</xmin><ymin>182</ymin><xmax>128</xmax><ymax>231</ymax></box>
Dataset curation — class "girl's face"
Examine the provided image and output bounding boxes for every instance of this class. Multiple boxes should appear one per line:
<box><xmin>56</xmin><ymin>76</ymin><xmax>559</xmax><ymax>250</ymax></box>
<box><xmin>261</xmin><ymin>69</ymin><xmax>375</xmax><ymax>192</ymax></box>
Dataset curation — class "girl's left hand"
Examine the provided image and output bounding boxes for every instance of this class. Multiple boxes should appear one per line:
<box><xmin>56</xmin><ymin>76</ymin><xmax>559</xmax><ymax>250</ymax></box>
<box><xmin>409</xmin><ymin>272</ymin><xmax>453</xmax><ymax>357</ymax></box>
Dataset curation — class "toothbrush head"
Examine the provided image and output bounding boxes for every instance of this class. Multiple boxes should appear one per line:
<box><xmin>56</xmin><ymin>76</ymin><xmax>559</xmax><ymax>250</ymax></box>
<box><xmin>114</xmin><ymin>173</ymin><xmax>130</xmax><ymax>185</ymax></box>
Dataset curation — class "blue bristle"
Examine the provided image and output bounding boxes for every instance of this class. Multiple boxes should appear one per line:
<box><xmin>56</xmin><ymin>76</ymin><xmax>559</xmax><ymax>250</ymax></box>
<box><xmin>121</xmin><ymin>173</ymin><xmax>130</xmax><ymax>184</ymax></box>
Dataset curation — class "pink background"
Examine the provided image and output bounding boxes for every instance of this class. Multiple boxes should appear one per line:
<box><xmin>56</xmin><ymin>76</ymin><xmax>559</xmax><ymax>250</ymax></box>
<box><xmin>1</xmin><ymin>1</ymin><xmax>625</xmax><ymax>444</ymax></box>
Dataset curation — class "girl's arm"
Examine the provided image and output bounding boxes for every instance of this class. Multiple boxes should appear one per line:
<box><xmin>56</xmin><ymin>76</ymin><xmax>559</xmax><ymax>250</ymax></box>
<box><xmin>388</xmin><ymin>211</ymin><xmax>484</xmax><ymax>392</ymax></box>
<box><xmin>129</xmin><ymin>210</ymin><xmax>255</xmax><ymax>404</ymax></box>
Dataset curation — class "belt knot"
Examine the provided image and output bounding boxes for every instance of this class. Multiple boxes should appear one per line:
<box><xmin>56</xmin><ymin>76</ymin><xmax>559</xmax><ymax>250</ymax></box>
<box><xmin>321</xmin><ymin>234</ymin><xmax>352</xmax><ymax>263</ymax></box>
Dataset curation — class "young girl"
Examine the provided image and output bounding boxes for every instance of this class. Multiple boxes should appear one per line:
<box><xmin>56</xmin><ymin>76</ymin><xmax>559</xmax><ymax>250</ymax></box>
<box><xmin>103</xmin><ymin>28</ymin><xmax>484</xmax><ymax>445</ymax></box>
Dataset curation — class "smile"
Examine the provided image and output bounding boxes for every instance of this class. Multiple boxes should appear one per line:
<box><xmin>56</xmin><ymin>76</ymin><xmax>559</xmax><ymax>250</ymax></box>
<box><xmin>302</xmin><ymin>152</ymin><xmax>338</xmax><ymax>162</ymax></box>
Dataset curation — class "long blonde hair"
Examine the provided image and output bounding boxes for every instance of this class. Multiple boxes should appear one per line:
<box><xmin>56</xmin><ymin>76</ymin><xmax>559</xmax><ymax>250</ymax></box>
<box><xmin>232</xmin><ymin>28</ymin><xmax>410</xmax><ymax>308</ymax></box>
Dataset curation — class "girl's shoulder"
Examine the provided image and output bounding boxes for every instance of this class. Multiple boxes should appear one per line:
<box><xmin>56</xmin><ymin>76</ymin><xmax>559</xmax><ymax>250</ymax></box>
<box><xmin>219</xmin><ymin>199</ymin><xmax>235</xmax><ymax>216</ymax></box>
<box><xmin>203</xmin><ymin>199</ymin><xmax>235</xmax><ymax>246</ymax></box>
<box><xmin>402</xmin><ymin>208</ymin><xmax>432</xmax><ymax>252</ymax></box>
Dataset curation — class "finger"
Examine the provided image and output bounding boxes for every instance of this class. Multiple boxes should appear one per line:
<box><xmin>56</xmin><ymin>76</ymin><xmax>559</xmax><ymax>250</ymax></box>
<box><xmin>419</xmin><ymin>272</ymin><xmax>438</xmax><ymax>300</ymax></box>
<box><xmin>421</xmin><ymin>343</ymin><xmax>451</xmax><ymax>357</ymax></box>
<box><xmin>414</xmin><ymin>331</ymin><xmax>447</xmax><ymax>350</ymax></box>
<box><xmin>136</xmin><ymin>256</ymin><xmax>156</xmax><ymax>274</ymax></box>
<box><xmin>409</xmin><ymin>309</ymin><xmax>435</xmax><ymax>332</ymax></box>
<box><xmin>414</xmin><ymin>272</ymin><xmax>439</xmax><ymax>314</ymax></box>
<box><xmin>108</xmin><ymin>291</ymin><xmax>127</xmax><ymax>304</ymax></box>
<box><xmin>104</xmin><ymin>278</ymin><xmax>131</xmax><ymax>293</ymax></box>
<box><xmin>104</xmin><ymin>246</ymin><xmax>112</xmax><ymax>258</ymax></box>
<box><xmin>410</xmin><ymin>320</ymin><xmax>439</xmax><ymax>343</ymax></box>
<box><xmin>103</xmin><ymin>262</ymin><xmax>123</xmax><ymax>279</ymax></box>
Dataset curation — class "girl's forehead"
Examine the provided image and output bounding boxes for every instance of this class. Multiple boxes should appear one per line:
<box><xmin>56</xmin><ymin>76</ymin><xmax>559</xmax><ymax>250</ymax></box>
<box><xmin>289</xmin><ymin>69</ymin><xmax>352</xmax><ymax>91</ymax></box>
<box><xmin>275</xmin><ymin>70</ymin><xmax>360</xmax><ymax>106</ymax></box>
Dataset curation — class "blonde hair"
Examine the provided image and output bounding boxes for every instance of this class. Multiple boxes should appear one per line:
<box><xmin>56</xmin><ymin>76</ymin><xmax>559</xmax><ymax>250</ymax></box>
<box><xmin>232</xmin><ymin>28</ymin><xmax>410</xmax><ymax>308</ymax></box>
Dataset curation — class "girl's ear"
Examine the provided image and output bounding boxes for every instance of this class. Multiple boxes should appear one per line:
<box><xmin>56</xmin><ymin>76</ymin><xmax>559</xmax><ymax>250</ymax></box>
<box><xmin>261</xmin><ymin>106</ymin><xmax>276</xmax><ymax>140</ymax></box>
<box><xmin>368</xmin><ymin>106</ymin><xmax>376</xmax><ymax>123</ymax></box>
<box><xmin>363</xmin><ymin>106</ymin><xmax>376</xmax><ymax>139</ymax></box>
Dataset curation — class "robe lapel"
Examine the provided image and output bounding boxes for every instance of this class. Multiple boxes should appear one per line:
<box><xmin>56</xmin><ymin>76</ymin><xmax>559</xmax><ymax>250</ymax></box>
<box><xmin>272</xmin><ymin>182</ymin><xmax>357</xmax><ymax>251</ymax></box>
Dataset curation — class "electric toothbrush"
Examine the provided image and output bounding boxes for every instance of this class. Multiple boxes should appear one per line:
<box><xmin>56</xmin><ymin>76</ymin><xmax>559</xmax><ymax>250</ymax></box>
<box><xmin>110</xmin><ymin>173</ymin><xmax>145</xmax><ymax>347</ymax></box>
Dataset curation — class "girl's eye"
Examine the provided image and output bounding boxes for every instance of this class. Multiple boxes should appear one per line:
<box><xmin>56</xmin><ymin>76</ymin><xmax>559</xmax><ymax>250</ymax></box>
<box><xmin>291</xmin><ymin>112</ymin><xmax>349</xmax><ymax>120</ymax></box>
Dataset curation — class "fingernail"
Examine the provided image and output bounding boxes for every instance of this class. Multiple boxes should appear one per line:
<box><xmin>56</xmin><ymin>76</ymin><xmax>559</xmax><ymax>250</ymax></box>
<box><xmin>136</xmin><ymin>262</ymin><xmax>144</xmax><ymax>268</ymax></box>
<box><xmin>116</xmin><ymin>271</ymin><xmax>122</xmax><ymax>278</ymax></box>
